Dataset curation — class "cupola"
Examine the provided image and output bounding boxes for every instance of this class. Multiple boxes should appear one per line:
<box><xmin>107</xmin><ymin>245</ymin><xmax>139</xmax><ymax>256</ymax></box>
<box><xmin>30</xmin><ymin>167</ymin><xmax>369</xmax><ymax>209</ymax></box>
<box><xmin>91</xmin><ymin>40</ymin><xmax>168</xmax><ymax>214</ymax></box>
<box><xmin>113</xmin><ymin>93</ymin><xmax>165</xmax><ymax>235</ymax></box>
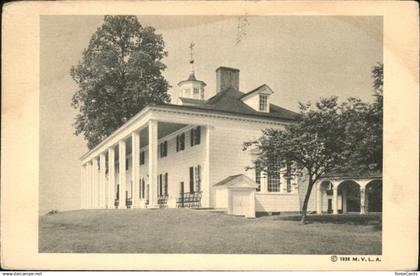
<box><xmin>177</xmin><ymin>72</ymin><xmax>206</xmax><ymax>101</ymax></box>
<box><xmin>177</xmin><ymin>42</ymin><xmax>206</xmax><ymax>104</ymax></box>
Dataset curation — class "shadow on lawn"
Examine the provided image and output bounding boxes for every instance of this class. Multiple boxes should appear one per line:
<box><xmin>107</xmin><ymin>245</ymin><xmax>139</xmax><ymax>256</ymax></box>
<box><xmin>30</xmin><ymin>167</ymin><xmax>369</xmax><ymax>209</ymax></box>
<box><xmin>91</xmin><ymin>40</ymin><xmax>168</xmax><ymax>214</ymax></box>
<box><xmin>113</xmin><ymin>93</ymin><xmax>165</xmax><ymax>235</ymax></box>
<box><xmin>274</xmin><ymin>213</ymin><xmax>382</xmax><ymax>230</ymax></box>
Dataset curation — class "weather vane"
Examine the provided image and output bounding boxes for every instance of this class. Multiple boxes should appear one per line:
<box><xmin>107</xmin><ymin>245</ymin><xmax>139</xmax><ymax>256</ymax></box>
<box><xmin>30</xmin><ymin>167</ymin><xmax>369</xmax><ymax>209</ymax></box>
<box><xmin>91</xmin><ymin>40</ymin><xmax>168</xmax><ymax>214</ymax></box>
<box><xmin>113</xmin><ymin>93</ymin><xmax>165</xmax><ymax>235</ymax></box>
<box><xmin>189</xmin><ymin>42</ymin><xmax>195</xmax><ymax>72</ymax></box>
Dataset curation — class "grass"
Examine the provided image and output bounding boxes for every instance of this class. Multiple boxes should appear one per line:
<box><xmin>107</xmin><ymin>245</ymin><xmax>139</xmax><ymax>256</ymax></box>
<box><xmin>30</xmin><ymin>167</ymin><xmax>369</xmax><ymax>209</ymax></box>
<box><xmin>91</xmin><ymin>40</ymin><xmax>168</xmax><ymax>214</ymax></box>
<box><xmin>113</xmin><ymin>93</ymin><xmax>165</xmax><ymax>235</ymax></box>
<box><xmin>39</xmin><ymin>208</ymin><xmax>381</xmax><ymax>254</ymax></box>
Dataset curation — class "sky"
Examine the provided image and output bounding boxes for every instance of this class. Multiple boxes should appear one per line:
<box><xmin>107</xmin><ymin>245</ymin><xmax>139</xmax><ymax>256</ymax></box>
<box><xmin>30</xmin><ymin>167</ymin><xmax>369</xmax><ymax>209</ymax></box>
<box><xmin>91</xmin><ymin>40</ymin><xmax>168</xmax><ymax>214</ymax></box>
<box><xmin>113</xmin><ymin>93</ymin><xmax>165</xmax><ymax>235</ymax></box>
<box><xmin>40</xmin><ymin>15</ymin><xmax>382</xmax><ymax>214</ymax></box>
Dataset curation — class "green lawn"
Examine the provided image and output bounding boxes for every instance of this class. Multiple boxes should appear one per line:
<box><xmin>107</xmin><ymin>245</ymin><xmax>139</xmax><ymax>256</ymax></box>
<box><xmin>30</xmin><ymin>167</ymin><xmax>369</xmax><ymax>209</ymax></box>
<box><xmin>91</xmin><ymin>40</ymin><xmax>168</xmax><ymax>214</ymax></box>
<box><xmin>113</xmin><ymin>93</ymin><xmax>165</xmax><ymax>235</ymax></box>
<box><xmin>39</xmin><ymin>208</ymin><xmax>381</xmax><ymax>254</ymax></box>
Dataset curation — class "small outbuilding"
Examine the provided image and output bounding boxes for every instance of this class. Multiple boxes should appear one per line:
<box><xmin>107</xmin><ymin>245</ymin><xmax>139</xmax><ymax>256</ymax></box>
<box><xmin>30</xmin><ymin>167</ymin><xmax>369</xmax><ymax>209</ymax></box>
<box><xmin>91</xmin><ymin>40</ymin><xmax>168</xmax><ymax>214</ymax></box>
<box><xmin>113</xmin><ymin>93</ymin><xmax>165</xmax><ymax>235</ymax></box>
<box><xmin>213</xmin><ymin>174</ymin><xmax>258</xmax><ymax>218</ymax></box>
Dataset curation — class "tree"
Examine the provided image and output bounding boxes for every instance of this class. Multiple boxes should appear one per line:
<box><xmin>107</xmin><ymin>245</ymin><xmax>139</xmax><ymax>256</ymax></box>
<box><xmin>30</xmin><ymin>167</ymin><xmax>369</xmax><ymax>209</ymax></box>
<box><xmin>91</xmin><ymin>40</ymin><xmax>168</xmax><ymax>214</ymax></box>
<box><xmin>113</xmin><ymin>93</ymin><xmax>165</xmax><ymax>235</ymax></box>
<box><xmin>244</xmin><ymin>64</ymin><xmax>383</xmax><ymax>224</ymax></box>
<box><xmin>71</xmin><ymin>16</ymin><xmax>170</xmax><ymax>149</ymax></box>
<box><xmin>370</xmin><ymin>63</ymin><xmax>383</xmax><ymax>171</ymax></box>
<box><xmin>244</xmin><ymin>97</ymin><xmax>350</xmax><ymax>224</ymax></box>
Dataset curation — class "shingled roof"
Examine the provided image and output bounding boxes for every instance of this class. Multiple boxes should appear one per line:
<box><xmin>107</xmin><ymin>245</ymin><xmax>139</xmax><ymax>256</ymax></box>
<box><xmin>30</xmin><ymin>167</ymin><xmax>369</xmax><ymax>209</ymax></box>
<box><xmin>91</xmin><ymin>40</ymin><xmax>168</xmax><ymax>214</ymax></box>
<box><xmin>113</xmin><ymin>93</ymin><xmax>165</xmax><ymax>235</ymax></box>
<box><xmin>160</xmin><ymin>87</ymin><xmax>299</xmax><ymax>121</ymax></box>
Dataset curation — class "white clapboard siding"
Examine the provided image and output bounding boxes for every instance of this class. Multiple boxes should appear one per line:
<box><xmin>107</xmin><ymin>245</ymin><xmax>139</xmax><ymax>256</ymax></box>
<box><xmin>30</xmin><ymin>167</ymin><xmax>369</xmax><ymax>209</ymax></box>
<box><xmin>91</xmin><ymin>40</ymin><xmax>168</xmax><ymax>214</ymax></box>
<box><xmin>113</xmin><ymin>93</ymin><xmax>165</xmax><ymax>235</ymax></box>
<box><xmin>255</xmin><ymin>193</ymin><xmax>301</xmax><ymax>212</ymax></box>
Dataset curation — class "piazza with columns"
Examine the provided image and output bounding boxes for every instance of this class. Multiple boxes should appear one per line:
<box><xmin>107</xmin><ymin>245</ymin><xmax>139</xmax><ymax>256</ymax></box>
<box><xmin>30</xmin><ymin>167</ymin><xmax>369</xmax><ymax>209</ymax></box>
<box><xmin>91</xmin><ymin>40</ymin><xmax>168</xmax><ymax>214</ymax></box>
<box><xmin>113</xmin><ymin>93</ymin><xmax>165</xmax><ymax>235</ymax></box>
<box><xmin>79</xmin><ymin>66</ymin><xmax>382</xmax><ymax>216</ymax></box>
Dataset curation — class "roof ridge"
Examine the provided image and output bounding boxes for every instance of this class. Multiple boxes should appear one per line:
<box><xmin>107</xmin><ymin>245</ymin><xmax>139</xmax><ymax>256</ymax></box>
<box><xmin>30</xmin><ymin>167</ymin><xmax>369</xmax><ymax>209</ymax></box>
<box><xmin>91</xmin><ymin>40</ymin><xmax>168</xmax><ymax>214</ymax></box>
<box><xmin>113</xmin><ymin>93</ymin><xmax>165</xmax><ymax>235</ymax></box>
<box><xmin>239</xmin><ymin>84</ymin><xmax>270</xmax><ymax>100</ymax></box>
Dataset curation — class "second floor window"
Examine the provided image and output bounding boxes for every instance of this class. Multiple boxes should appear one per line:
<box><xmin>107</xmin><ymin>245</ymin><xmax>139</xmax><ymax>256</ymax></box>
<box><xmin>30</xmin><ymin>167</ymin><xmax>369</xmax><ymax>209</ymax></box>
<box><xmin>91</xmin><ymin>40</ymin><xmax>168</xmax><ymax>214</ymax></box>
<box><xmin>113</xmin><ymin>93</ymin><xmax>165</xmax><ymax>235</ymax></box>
<box><xmin>176</xmin><ymin>133</ymin><xmax>185</xmax><ymax>152</ymax></box>
<box><xmin>139</xmin><ymin>151</ymin><xmax>145</xmax><ymax>165</ymax></box>
<box><xmin>159</xmin><ymin>141</ymin><xmax>168</xmax><ymax>158</ymax></box>
<box><xmin>190</xmin><ymin>126</ymin><xmax>201</xmax><ymax>147</ymax></box>
<box><xmin>259</xmin><ymin>95</ymin><xmax>268</xmax><ymax>112</ymax></box>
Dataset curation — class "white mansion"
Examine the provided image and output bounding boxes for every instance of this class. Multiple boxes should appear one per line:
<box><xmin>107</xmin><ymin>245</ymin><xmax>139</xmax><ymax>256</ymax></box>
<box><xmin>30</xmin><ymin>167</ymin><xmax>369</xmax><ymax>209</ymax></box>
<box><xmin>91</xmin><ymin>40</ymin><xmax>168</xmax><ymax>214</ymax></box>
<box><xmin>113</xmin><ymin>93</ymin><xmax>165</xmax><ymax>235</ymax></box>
<box><xmin>80</xmin><ymin>67</ymin><xmax>382</xmax><ymax>217</ymax></box>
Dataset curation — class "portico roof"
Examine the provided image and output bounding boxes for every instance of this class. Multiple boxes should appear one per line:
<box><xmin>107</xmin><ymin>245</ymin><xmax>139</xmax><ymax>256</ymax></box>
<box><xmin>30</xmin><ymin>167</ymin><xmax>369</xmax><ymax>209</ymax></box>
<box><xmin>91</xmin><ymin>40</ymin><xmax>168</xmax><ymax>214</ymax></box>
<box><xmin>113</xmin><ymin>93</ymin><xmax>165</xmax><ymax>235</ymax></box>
<box><xmin>80</xmin><ymin>87</ymin><xmax>298</xmax><ymax>162</ymax></box>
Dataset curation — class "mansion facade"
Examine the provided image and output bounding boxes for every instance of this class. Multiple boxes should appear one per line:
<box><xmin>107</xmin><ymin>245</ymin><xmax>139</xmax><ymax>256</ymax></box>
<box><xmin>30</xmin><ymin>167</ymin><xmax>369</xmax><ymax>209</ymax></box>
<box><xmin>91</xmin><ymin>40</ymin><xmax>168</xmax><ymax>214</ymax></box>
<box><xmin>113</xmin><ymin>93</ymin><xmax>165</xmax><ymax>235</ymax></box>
<box><xmin>80</xmin><ymin>66</ymin><xmax>382</xmax><ymax>217</ymax></box>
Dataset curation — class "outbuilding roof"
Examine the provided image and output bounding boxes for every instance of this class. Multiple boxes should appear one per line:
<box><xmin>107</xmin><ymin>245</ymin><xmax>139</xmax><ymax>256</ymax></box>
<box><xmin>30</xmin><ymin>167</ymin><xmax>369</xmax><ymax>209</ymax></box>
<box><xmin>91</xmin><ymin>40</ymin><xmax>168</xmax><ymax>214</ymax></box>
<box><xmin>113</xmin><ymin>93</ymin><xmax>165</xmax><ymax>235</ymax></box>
<box><xmin>213</xmin><ymin>174</ymin><xmax>258</xmax><ymax>188</ymax></box>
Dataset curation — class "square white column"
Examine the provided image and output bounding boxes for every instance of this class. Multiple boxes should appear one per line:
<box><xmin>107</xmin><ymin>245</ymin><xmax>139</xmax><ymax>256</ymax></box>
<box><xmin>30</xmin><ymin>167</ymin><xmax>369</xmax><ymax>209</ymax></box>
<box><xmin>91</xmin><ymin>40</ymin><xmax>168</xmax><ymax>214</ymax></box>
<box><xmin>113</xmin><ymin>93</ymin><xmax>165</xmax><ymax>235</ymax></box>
<box><xmin>85</xmin><ymin>164</ymin><xmax>89</xmax><ymax>208</ymax></box>
<box><xmin>202</xmin><ymin>125</ymin><xmax>212</xmax><ymax>208</ymax></box>
<box><xmin>360</xmin><ymin>187</ymin><xmax>366</xmax><ymax>214</ymax></box>
<box><xmin>86</xmin><ymin>161</ymin><xmax>92</xmax><ymax>209</ymax></box>
<box><xmin>332</xmin><ymin>184</ymin><xmax>338</xmax><ymax>214</ymax></box>
<box><xmin>260</xmin><ymin>171</ymin><xmax>268</xmax><ymax>193</ymax></box>
<box><xmin>81</xmin><ymin>165</ymin><xmax>86</xmax><ymax>209</ymax></box>
<box><xmin>148</xmin><ymin>120</ymin><xmax>159</xmax><ymax>208</ymax></box>
<box><xmin>108</xmin><ymin>146</ymin><xmax>115</xmax><ymax>209</ymax></box>
<box><xmin>93</xmin><ymin>157</ymin><xmax>99</xmax><ymax>208</ymax></box>
<box><xmin>281</xmin><ymin>167</ymin><xmax>288</xmax><ymax>193</ymax></box>
<box><xmin>131</xmin><ymin>131</ymin><xmax>140</xmax><ymax>208</ymax></box>
<box><xmin>80</xmin><ymin>166</ymin><xmax>84</xmax><ymax>209</ymax></box>
<box><xmin>99</xmin><ymin>153</ymin><xmax>106</xmax><ymax>209</ymax></box>
<box><xmin>118</xmin><ymin>140</ymin><xmax>127</xmax><ymax>209</ymax></box>
<box><xmin>89</xmin><ymin>161</ymin><xmax>94</xmax><ymax>209</ymax></box>
<box><xmin>316</xmin><ymin>182</ymin><xmax>322</xmax><ymax>214</ymax></box>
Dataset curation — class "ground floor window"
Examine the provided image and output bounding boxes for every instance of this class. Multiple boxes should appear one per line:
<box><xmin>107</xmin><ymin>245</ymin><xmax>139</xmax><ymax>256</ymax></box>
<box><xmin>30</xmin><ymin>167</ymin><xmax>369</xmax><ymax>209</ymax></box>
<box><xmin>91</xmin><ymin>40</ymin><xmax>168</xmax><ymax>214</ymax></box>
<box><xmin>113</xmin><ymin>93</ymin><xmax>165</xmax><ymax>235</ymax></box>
<box><xmin>139</xmin><ymin>178</ymin><xmax>146</xmax><ymax>199</ymax></box>
<box><xmin>189</xmin><ymin>165</ymin><xmax>201</xmax><ymax>193</ymax></box>
<box><xmin>158</xmin><ymin>173</ymin><xmax>169</xmax><ymax>196</ymax></box>
<box><xmin>268</xmin><ymin>173</ymin><xmax>280</xmax><ymax>192</ymax></box>
<box><xmin>255</xmin><ymin>161</ymin><xmax>262</xmax><ymax>192</ymax></box>
<box><xmin>286</xmin><ymin>164</ymin><xmax>292</xmax><ymax>193</ymax></box>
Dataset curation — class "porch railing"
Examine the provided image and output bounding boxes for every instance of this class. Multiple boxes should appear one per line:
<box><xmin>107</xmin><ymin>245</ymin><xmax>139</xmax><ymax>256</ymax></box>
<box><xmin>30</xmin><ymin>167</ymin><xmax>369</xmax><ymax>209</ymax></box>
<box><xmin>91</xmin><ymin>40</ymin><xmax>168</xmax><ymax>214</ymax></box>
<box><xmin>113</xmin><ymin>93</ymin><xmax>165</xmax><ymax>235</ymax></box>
<box><xmin>176</xmin><ymin>191</ymin><xmax>202</xmax><ymax>208</ymax></box>
<box><xmin>114</xmin><ymin>198</ymin><xmax>132</xmax><ymax>208</ymax></box>
<box><xmin>126</xmin><ymin>197</ymin><xmax>132</xmax><ymax>208</ymax></box>
<box><xmin>158</xmin><ymin>194</ymin><xmax>168</xmax><ymax>208</ymax></box>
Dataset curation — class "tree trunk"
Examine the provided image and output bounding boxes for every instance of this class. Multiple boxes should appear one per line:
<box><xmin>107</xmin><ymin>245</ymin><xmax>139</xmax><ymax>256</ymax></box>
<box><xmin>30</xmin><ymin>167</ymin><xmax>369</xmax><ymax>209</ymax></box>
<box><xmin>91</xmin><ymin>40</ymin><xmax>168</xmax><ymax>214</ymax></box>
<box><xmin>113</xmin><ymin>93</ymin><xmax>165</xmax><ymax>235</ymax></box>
<box><xmin>301</xmin><ymin>178</ymin><xmax>315</xmax><ymax>225</ymax></box>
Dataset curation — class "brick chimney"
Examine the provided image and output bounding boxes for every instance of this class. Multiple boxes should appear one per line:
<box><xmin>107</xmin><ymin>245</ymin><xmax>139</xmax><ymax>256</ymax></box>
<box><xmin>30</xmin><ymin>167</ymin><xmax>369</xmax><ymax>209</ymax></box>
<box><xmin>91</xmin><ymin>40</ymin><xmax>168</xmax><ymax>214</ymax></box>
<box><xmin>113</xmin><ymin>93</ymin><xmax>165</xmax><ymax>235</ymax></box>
<box><xmin>216</xmin><ymin>66</ymin><xmax>240</xmax><ymax>93</ymax></box>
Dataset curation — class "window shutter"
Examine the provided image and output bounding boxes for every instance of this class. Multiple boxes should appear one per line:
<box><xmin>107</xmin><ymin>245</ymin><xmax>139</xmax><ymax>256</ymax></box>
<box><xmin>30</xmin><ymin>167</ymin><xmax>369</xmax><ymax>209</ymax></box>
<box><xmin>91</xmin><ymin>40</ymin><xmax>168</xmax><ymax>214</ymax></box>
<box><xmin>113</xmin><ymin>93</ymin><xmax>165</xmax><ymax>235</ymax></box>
<box><xmin>190</xmin><ymin>129</ymin><xmax>194</xmax><ymax>146</ymax></box>
<box><xmin>196</xmin><ymin>127</ymin><xmax>201</xmax><ymax>145</ymax></box>
<box><xmin>165</xmin><ymin>173</ymin><xmax>168</xmax><ymax>195</ymax></box>
<box><xmin>138</xmin><ymin>179</ymin><xmax>141</xmax><ymax>199</ymax></box>
<box><xmin>181</xmin><ymin>133</ymin><xmax>185</xmax><ymax>150</ymax></box>
<box><xmin>176</xmin><ymin>135</ymin><xmax>179</xmax><ymax>152</ymax></box>
<box><xmin>159</xmin><ymin>174</ymin><xmax>163</xmax><ymax>196</ymax></box>
<box><xmin>164</xmin><ymin>141</ymin><xmax>168</xmax><ymax>156</ymax></box>
<box><xmin>189</xmin><ymin>167</ymin><xmax>194</xmax><ymax>193</ymax></box>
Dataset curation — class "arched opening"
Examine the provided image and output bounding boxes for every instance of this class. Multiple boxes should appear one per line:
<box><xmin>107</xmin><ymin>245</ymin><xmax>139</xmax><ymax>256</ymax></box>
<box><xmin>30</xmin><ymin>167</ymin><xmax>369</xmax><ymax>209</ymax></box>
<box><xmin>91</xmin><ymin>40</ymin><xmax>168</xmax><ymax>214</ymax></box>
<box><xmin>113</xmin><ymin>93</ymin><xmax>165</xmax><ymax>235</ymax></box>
<box><xmin>366</xmin><ymin>180</ymin><xmax>382</xmax><ymax>212</ymax></box>
<box><xmin>338</xmin><ymin>180</ymin><xmax>361</xmax><ymax>213</ymax></box>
